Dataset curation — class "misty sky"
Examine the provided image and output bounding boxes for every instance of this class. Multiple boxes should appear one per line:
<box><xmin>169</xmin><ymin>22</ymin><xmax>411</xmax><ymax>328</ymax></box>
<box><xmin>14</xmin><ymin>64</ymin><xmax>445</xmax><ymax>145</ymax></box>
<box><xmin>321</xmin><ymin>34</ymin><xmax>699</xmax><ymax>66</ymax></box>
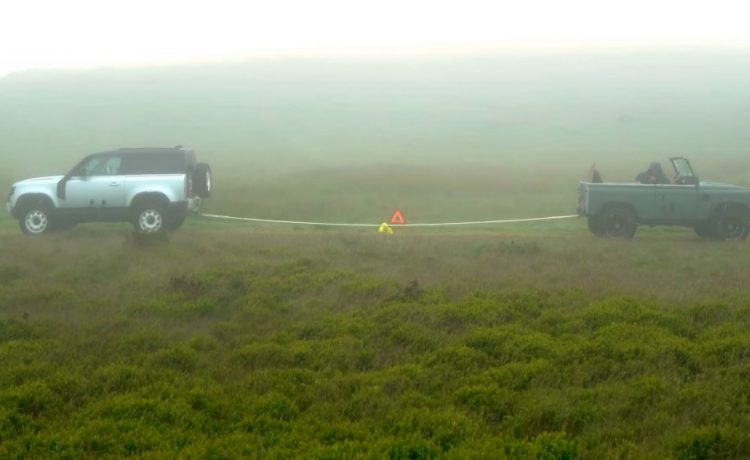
<box><xmin>1</xmin><ymin>0</ymin><xmax>749</xmax><ymax>76</ymax></box>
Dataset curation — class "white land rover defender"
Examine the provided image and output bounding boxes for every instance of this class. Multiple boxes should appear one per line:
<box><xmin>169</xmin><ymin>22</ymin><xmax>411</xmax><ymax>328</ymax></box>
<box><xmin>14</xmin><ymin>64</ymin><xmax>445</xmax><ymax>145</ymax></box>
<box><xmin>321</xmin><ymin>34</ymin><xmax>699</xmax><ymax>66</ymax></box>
<box><xmin>6</xmin><ymin>146</ymin><xmax>212</xmax><ymax>235</ymax></box>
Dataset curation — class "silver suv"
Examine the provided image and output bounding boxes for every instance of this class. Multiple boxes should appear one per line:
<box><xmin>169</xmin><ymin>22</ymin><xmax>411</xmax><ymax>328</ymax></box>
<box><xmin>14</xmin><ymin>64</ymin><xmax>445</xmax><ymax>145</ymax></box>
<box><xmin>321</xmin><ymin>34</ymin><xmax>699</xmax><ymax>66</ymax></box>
<box><xmin>6</xmin><ymin>146</ymin><xmax>212</xmax><ymax>235</ymax></box>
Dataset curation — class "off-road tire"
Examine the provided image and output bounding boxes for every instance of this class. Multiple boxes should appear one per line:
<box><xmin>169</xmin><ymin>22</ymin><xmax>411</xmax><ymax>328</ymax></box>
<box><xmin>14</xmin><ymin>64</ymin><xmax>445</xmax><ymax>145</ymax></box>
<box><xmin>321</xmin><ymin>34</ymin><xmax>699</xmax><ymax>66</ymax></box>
<box><xmin>164</xmin><ymin>209</ymin><xmax>187</xmax><ymax>231</ymax></box>
<box><xmin>712</xmin><ymin>208</ymin><xmax>749</xmax><ymax>241</ymax></box>
<box><xmin>598</xmin><ymin>205</ymin><xmax>637</xmax><ymax>239</ymax></box>
<box><xmin>18</xmin><ymin>198</ymin><xmax>55</xmax><ymax>236</ymax></box>
<box><xmin>694</xmin><ymin>221</ymin><xmax>716</xmax><ymax>239</ymax></box>
<box><xmin>193</xmin><ymin>163</ymin><xmax>212</xmax><ymax>199</ymax></box>
<box><xmin>133</xmin><ymin>201</ymin><xmax>167</xmax><ymax>233</ymax></box>
<box><xmin>587</xmin><ymin>216</ymin><xmax>605</xmax><ymax>236</ymax></box>
<box><xmin>50</xmin><ymin>218</ymin><xmax>77</xmax><ymax>232</ymax></box>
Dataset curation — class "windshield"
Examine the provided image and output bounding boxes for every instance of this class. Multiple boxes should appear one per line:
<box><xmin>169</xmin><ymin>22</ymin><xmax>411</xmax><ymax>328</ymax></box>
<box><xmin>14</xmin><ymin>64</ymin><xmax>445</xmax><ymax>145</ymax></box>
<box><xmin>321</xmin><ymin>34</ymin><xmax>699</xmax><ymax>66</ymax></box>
<box><xmin>671</xmin><ymin>157</ymin><xmax>695</xmax><ymax>178</ymax></box>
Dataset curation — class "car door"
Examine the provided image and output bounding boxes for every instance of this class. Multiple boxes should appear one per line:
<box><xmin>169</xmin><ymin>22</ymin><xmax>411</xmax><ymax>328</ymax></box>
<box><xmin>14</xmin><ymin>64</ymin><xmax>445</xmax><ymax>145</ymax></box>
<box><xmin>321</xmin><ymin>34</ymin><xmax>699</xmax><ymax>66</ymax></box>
<box><xmin>654</xmin><ymin>184</ymin><xmax>699</xmax><ymax>221</ymax></box>
<box><xmin>654</xmin><ymin>158</ymin><xmax>701</xmax><ymax>222</ymax></box>
<box><xmin>60</xmin><ymin>154</ymin><xmax>127</xmax><ymax>219</ymax></box>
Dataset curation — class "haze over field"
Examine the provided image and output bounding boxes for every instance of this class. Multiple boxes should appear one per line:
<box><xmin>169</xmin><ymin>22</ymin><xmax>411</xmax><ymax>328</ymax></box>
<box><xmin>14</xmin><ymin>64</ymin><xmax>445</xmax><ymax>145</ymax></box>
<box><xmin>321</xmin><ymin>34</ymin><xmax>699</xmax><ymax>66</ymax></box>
<box><xmin>3</xmin><ymin>1</ymin><xmax>750</xmax><ymax>217</ymax></box>
<box><xmin>3</xmin><ymin>0</ymin><xmax>750</xmax><ymax>76</ymax></box>
<box><xmin>2</xmin><ymin>50</ymin><xmax>750</xmax><ymax>219</ymax></box>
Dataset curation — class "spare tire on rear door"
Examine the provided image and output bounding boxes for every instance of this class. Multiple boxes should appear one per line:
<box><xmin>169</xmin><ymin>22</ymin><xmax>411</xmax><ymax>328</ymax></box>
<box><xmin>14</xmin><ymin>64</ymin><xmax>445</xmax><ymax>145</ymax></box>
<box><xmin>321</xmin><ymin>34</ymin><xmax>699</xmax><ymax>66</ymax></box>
<box><xmin>192</xmin><ymin>163</ymin><xmax>212</xmax><ymax>198</ymax></box>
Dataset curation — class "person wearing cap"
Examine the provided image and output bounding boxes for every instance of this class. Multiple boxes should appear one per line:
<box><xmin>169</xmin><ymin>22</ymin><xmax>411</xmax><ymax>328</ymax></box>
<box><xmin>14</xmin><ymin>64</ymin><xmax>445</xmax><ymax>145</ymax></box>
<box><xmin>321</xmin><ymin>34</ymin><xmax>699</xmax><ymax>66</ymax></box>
<box><xmin>636</xmin><ymin>162</ymin><xmax>670</xmax><ymax>184</ymax></box>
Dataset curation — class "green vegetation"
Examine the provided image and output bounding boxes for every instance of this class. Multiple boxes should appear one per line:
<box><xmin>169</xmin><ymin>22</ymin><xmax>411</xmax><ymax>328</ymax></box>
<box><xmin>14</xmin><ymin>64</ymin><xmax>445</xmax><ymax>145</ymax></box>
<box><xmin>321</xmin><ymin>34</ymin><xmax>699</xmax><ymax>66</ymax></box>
<box><xmin>1</xmin><ymin>226</ymin><xmax>750</xmax><ymax>458</ymax></box>
<box><xmin>2</xmin><ymin>51</ymin><xmax>750</xmax><ymax>457</ymax></box>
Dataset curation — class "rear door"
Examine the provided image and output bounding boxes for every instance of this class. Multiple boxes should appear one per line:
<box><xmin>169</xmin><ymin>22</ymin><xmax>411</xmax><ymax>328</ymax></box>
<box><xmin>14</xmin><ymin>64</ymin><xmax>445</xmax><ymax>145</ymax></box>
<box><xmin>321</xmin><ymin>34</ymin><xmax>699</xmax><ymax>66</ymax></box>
<box><xmin>120</xmin><ymin>151</ymin><xmax>187</xmax><ymax>201</ymax></box>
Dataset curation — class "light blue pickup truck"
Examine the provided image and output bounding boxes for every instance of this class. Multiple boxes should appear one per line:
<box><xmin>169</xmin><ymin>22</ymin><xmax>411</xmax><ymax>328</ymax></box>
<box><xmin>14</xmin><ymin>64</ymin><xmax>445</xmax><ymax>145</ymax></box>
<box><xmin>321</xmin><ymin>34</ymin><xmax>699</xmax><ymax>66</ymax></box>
<box><xmin>578</xmin><ymin>158</ymin><xmax>750</xmax><ymax>240</ymax></box>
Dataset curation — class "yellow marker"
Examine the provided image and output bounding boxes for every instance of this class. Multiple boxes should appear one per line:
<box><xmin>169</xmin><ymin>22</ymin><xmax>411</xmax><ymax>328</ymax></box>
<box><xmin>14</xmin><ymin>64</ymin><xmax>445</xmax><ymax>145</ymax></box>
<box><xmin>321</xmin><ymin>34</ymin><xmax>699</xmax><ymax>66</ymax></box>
<box><xmin>378</xmin><ymin>222</ymin><xmax>394</xmax><ymax>235</ymax></box>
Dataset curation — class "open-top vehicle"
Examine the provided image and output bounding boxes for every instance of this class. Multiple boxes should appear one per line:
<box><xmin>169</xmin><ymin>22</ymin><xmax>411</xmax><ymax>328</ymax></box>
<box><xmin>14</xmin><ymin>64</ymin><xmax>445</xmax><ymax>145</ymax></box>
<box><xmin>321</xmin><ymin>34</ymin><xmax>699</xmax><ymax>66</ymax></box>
<box><xmin>578</xmin><ymin>157</ymin><xmax>750</xmax><ymax>240</ymax></box>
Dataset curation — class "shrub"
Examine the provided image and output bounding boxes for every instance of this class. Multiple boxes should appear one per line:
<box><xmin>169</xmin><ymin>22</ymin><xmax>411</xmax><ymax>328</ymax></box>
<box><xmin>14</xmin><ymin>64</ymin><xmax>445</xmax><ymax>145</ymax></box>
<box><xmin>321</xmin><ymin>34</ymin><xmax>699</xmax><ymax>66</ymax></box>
<box><xmin>148</xmin><ymin>346</ymin><xmax>199</xmax><ymax>373</ymax></box>
<box><xmin>673</xmin><ymin>426</ymin><xmax>750</xmax><ymax>459</ymax></box>
<box><xmin>454</xmin><ymin>384</ymin><xmax>515</xmax><ymax>424</ymax></box>
<box><xmin>3</xmin><ymin>381</ymin><xmax>61</xmax><ymax>418</ymax></box>
<box><xmin>91</xmin><ymin>364</ymin><xmax>148</xmax><ymax>395</ymax></box>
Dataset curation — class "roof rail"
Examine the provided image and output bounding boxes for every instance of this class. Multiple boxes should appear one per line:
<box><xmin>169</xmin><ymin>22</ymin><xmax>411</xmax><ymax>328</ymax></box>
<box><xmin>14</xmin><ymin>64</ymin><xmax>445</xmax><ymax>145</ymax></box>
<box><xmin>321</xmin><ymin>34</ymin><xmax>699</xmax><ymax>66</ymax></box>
<box><xmin>115</xmin><ymin>146</ymin><xmax>185</xmax><ymax>151</ymax></box>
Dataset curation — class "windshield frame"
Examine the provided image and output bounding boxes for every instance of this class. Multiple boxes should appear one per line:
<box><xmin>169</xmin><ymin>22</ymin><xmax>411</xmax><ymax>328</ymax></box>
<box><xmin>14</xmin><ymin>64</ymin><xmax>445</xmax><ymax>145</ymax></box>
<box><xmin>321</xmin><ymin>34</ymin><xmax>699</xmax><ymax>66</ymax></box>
<box><xmin>670</xmin><ymin>157</ymin><xmax>696</xmax><ymax>178</ymax></box>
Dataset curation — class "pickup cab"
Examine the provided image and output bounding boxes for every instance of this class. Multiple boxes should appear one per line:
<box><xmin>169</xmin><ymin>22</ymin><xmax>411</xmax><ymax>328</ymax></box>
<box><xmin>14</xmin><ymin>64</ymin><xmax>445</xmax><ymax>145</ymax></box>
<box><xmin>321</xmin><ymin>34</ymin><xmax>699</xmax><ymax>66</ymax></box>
<box><xmin>6</xmin><ymin>146</ymin><xmax>212</xmax><ymax>235</ymax></box>
<box><xmin>578</xmin><ymin>157</ymin><xmax>750</xmax><ymax>240</ymax></box>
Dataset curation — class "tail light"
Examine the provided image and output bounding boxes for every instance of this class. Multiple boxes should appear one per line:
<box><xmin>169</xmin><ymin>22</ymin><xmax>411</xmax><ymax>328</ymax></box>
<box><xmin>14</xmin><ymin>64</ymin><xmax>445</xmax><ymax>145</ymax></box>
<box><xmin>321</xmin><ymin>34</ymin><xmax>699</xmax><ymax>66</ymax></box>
<box><xmin>185</xmin><ymin>175</ymin><xmax>191</xmax><ymax>197</ymax></box>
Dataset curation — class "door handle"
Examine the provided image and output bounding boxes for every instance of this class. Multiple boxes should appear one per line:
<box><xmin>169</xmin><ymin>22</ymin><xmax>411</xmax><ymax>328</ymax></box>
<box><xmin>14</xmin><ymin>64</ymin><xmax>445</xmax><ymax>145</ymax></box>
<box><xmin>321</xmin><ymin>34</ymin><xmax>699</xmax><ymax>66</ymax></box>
<box><xmin>109</xmin><ymin>182</ymin><xmax>121</xmax><ymax>187</ymax></box>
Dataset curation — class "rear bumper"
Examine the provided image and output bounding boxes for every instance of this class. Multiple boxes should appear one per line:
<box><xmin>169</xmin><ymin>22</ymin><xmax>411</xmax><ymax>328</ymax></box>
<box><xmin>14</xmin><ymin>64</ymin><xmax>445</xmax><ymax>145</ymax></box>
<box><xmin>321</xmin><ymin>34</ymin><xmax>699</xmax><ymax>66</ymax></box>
<box><xmin>187</xmin><ymin>197</ymin><xmax>201</xmax><ymax>212</ymax></box>
<box><xmin>171</xmin><ymin>198</ymin><xmax>201</xmax><ymax>214</ymax></box>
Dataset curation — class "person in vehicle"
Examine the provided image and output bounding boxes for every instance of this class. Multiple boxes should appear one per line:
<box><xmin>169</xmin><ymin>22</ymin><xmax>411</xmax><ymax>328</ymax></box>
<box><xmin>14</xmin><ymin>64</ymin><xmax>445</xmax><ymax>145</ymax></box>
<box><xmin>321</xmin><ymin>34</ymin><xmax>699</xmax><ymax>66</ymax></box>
<box><xmin>636</xmin><ymin>162</ymin><xmax>670</xmax><ymax>184</ymax></box>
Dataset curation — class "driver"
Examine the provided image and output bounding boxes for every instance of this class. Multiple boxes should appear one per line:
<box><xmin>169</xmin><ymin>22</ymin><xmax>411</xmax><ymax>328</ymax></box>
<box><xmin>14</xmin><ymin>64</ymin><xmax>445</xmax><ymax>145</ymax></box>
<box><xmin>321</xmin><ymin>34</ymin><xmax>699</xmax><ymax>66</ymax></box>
<box><xmin>636</xmin><ymin>162</ymin><xmax>670</xmax><ymax>184</ymax></box>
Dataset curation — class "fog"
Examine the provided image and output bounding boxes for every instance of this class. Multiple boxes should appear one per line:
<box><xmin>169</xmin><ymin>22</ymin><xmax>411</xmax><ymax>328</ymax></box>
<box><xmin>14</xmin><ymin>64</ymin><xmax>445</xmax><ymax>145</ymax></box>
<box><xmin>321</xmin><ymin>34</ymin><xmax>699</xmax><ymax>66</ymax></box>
<box><xmin>4</xmin><ymin>0</ymin><xmax>750</xmax><ymax>78</ymax></box>
<box><xmin>1</xmin><ymin>50</ymin><xmax>749</xmax><ymax>185</ymax></box>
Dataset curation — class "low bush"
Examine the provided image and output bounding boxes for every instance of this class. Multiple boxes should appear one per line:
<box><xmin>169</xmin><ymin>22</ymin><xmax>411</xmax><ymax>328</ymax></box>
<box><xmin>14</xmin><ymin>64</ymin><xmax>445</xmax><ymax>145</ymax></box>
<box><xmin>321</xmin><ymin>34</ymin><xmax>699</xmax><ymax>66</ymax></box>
<box><xmin>1</xmin><ymin>257</ymin><xmax>749</xmax><ymax>457</ymax></box>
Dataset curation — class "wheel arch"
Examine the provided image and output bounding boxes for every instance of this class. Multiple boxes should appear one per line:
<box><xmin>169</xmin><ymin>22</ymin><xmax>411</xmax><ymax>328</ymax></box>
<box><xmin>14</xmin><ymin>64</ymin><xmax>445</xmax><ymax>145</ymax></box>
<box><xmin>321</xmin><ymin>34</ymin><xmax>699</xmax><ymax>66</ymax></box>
<box><xmin>710</xmin><ymin>202</ymin><xmax>750</xmax><ymax>218</ymax></box>
<box><xmin>13</xmin><ymin>193</ymin><xmax>55</xmax><ymax>219</ymax></box>
<box><xmin>596</xmin><ymin>201</ymin><xmax>639</xmax><ymax>220</ymax></box>
<box><xmin>130</xmin><ymin>192</ymin><xmax>170</xmax><ymax>209</ymax></box>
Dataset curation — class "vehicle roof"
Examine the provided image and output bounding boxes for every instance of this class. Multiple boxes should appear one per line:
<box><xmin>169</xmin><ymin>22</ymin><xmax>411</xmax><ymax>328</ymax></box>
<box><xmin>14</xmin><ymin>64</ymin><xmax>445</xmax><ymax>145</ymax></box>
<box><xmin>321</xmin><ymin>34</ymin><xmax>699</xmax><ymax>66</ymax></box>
<box><xmin>92</xmin><ymin>147</ymin><xmax>191</xmax><ymax>156</ymax></box>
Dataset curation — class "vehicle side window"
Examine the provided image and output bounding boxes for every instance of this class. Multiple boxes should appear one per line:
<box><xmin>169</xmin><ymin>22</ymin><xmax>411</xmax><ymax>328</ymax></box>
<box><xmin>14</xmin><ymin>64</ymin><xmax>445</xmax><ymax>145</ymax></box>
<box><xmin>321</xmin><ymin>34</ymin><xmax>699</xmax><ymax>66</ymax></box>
<box><xmin>75</xmin><ymin>157</ymin><xmax>99</xmax><ymax>176</ymax></box>
<box><xmin>103</xmin><ymin>157</ymin><xmax>122</xmax><ymax>175</ymax></box>
<box><xmin>120</xmin><ymin>152</ymin><xmax>186</xmax><ymax>175</ymax></box>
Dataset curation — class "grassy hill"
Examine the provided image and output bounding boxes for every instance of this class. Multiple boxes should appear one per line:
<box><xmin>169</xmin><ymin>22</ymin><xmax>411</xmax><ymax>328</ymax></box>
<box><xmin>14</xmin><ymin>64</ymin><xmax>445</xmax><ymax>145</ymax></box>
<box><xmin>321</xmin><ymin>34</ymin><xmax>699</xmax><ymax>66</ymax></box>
<box><xmin>2</xmin><ymin>49</ymin><xmax>750</xmax><ymax>178</ymax></box>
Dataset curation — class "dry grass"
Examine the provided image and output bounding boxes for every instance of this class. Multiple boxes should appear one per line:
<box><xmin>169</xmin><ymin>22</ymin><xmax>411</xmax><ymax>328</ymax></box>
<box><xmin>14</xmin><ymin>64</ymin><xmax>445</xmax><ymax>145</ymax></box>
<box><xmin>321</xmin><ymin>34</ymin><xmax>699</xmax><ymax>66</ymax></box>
<box><xmin>2</xmin><ymin>219</ymin><xmax>748</xmax><ymax>319</ymax></box>
<box><xmin>3</xmin><ymin>156</ymin><xmax>750</xmax><ymax>324</ymax></box>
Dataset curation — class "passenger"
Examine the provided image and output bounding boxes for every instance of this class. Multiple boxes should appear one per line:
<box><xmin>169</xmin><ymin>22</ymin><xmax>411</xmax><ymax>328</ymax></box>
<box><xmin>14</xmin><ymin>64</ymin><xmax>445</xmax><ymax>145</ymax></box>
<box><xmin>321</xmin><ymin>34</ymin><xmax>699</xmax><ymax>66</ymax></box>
<box><xmin>590</xmin><ymin>163</ymin><xmax>603</xmax><ymax>183</ymax></box>
<box><xmin>636</xmin><ymin>162</ymin><xmax>670</xmax><ymax>184</ymax></box>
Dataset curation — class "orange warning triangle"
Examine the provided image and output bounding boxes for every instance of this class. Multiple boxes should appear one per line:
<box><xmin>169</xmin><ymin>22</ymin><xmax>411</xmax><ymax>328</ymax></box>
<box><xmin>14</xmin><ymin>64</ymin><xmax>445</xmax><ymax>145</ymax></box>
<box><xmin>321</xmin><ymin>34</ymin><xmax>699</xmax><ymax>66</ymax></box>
<box><xmin>389</xmin><ymin>209</ymin><xmax>406</xmax><ymax>225</ymax></box>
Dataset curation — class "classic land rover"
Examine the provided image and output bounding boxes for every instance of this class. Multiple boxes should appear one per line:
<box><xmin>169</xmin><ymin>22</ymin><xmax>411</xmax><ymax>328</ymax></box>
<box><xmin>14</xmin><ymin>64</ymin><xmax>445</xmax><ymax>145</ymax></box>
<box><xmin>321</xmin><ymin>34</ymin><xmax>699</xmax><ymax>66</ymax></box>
<box><xmin>578</xmin><ymin>158</ymin><xmax>750</xmax><ymax>240</ymax></box>
<box><xmin>6</xmin><ymin>146</ymin><xmax>212</xmax><ymax>235</ymax></box>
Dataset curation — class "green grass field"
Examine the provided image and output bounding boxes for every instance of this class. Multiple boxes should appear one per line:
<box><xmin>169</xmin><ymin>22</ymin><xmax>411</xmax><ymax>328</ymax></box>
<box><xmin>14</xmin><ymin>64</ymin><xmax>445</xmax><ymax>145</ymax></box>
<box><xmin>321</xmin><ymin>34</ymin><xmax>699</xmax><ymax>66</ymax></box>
<box><xmin>2</xmin><ymin>52</ymin><xmax>750</xmax><ymax>458</ymax></box>
<box><xmin>2</xmin><ymin>221</ymin><xmax>750</xmax><ymax>458</ymax></box>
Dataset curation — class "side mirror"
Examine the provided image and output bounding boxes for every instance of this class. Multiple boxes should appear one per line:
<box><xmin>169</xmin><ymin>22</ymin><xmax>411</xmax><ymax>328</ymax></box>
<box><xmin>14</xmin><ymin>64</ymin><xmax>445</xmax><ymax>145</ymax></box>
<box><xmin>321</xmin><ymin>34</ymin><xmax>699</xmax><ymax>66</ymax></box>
<box><xmin>57</xmin><ymin>178</ymin><xmax>67</xmax><ymax>199</ymax></box>
<box><xmin>58</xmin><ymin>166</ymin><xmax>83</xmax><ymax>199</ymax></box>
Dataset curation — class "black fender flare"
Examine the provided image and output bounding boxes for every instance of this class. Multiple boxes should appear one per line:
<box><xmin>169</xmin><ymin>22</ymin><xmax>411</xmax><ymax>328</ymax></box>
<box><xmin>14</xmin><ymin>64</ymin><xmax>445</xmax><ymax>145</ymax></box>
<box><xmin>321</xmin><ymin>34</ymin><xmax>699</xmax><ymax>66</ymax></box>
<box><xmin>130</xmin><ymin>192</ymin><xmax>170</xmax><ymax>211</ymax></box>
<box><xmin>13</xmin><ymin>194</ymin><xmax>55</xmax><ymax>219</ymax></box>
